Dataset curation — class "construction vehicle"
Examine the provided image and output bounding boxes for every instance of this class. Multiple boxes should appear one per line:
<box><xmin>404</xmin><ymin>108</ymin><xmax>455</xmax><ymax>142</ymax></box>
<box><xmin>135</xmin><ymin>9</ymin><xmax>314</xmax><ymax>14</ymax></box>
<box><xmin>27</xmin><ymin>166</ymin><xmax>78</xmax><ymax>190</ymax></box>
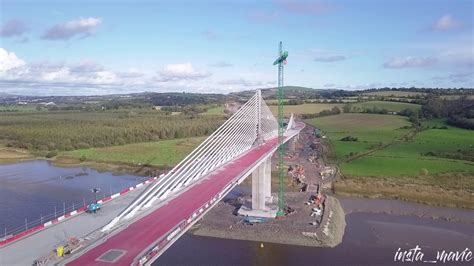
<box><xmin>87</xmin><ymin>203</ymin><xmax>101</xmax><ymax>213</ymax></box>
<box><xmin>242</xmin><ymin>216</ymin><xmax>267</xmax><ymax>225</ymax></box>
<box><xmin>314</xmin><ymin>128</ymin><xmax>322</xmax><ymax>138</ymax></box>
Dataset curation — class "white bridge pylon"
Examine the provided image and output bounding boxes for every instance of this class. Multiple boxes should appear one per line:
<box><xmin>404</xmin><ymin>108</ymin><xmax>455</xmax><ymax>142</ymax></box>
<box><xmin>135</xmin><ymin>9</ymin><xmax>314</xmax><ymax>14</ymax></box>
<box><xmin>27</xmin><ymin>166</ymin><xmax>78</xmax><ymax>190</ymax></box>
<box><xmin>103</xmin><ymin>90</ymin><xmax>294</xmax><ymax>231</ymax></box>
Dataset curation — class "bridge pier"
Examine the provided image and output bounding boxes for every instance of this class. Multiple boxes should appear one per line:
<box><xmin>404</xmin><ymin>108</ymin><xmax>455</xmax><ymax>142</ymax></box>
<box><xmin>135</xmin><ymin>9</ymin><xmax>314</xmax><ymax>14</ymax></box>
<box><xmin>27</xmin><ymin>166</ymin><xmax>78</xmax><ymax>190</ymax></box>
<box><xmin>288</xmin><ymin>134</ymin><xmax>299</xmax><ymax>152</ymax></box>
<box><xmin>239</xmin><ymin>155</ymin><xmax>277</xmax><ymax>218</ymax></box>
<box><xmin>264</xmin><ymin>156</ymin><xmax>272</xmax><ymax>201</ymax></box>
<box><xmin>251</xmin><ymin>158</ymin><xmax>266</xmax><ymax>210</ymax></box>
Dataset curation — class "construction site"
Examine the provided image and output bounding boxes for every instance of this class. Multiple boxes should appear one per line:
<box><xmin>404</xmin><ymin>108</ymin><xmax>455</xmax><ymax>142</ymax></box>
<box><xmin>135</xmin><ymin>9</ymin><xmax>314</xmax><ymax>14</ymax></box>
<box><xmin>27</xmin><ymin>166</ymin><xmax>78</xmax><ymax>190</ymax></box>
<box><xmin>189</xmin><ymin>123</ymin><xmax>346</xmax><ymax>247</ymax></box>
<box><xmin>183</xmin><ymin>42</ymin><xmax>345</xmax><ymax>248</ymax></box>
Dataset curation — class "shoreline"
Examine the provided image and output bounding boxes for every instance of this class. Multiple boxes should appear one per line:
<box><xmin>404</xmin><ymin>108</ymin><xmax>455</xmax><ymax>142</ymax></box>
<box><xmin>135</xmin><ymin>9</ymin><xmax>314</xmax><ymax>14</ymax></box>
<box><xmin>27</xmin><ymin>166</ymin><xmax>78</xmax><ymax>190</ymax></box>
<box><xmin>51</xmin><ymin>155</ymin><xmax>160</xmax><ymax>177</ymax></box>
<box><xmin>0</xmin><ymin>147</ymin><xmax>159</xmax><ymax>177</ymax></box>
<box><xmin>337</xmin><ymin>194</ymin><xmax>474</xmax><ymax>225</ymax></box>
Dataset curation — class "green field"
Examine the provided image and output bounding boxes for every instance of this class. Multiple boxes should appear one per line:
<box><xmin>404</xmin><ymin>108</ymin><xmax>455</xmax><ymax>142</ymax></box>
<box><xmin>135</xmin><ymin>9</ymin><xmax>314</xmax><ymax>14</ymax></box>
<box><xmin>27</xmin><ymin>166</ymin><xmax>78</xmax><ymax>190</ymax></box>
<box><xmin>348</xmin><ymin>124</ymin><xmax>474</xmax><ymax>176</ymax></box>
<box><xmin>0</xmin><ymin>105</ymin><xmax>37</xmax><ymax>112</ymax></box>
<box><xmin>203</xmin><ymin>105</ymin><xmax>225</xmax><ymax>115</ymax></box>
<box><xmin>351</xmin><ymin>101</ymin><xmax>421</xmax><ymax>112</ymax></box>
<box><xmin>306</xmin><ymin>113</ymin><xmax>474</xmax><ymax>208</ymax></box>
<box><xmin>307</xmin><ymin>113</ymin><xmax>411</xmax><ymax>160</ymax></box>
<box><xmin>63</xmin><ymin>137</ymin><xmax>205</xmax><ymax>167</ymax></box>
<box><xmin>269</xmin><ymin>103</ymin><xmax>344</xmax><ymax>115</ymax></box>
<box><xmin>306</xmin><ymin>113</ymin><xmax>474</xmax><ymax>177</ymax></box>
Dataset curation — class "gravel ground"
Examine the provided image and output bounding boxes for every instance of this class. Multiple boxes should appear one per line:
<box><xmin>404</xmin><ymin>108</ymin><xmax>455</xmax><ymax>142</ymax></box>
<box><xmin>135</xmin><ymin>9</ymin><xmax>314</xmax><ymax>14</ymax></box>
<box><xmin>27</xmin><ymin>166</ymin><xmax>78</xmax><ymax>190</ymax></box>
<box><xmin>189</xmin><ymin>191</ymin><xmax>346</xmax><ymax>247</ymax></box>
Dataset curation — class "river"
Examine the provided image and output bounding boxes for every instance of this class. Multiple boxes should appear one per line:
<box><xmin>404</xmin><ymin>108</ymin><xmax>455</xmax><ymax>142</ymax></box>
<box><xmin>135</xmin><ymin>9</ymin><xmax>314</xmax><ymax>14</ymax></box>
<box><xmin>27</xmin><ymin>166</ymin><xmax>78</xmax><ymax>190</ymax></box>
<box><xmin>1</xmin><ymin>161</ymin><xmax>473</xmax><ymax>265</ymax></box>
<box><xmin>156</xmin><ymin>190</ymin><xmax>474</xmax><ymax>266</ymax></box>
<box><xmin>0</xmin><ymin>160</ymin><xmax>146</xmax><ymax>234</ymax></box>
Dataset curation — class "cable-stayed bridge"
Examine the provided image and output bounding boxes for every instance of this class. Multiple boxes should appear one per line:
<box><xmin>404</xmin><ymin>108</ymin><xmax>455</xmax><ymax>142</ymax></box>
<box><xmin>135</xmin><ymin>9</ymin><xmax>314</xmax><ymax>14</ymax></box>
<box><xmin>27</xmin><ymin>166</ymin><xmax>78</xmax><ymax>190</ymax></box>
<box><xmin>0</xmin><ymin>90</ymin><xmax>304</xmax><ymax>266</ymax></box>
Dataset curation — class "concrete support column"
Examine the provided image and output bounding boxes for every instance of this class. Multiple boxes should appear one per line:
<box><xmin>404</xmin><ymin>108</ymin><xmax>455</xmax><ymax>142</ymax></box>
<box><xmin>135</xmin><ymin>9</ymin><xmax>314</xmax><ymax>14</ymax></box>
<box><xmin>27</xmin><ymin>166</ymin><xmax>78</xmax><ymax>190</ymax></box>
<box><xmin>288</xmin><ymin>136</ymin><xmax>297</xmax><ymax>152</ymax></box>
<box><xmin>252</xmin><ymin>161</ymin><xmax>266</xmax><ymax>211</ymax></box>
<box><xmin>264</xmin><ymin>156</ymin><xmax>272</xmax><ymax>201</ymax></box>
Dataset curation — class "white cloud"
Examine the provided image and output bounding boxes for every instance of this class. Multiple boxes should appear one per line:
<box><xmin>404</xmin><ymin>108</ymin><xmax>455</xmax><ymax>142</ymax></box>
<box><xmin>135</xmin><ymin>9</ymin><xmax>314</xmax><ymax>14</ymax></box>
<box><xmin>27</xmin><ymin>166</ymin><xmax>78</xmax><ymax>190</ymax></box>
<box><xmin>0</xmin><ymin>19</ymin><xmax>28</xmax><ymax>38</ymax></box>
<box><xmin>383</xmin><ymin>56</ymin><xmax>437</xmax><ymax>69</ymax></box>
<box><xmin>0</xmin><ymin>49</ymin><xmax>223</xmax><ymax>95</ymax></box>
<box><xmin>432</xmin><ymin>14</ymin><xmax>461</xmax><ymax>31</ymax></box>
<box><xmin>42</xmin><ymin>17</ymin><xmax>102</xmax><ymax>40</ymax></box>
<box><xmin>156</xmin><ymin>63</ymin><xmax>211</xmax><ymax>82</ymax></box>
<box><xmin>0</xmin><ymin>48</ymin><xmax>26</xmax><ymax>72</ymax></box>
<box><xmin>0</xmin><ymin>48</ymin><xmax>130</xmax><ymax>94</ymax></box>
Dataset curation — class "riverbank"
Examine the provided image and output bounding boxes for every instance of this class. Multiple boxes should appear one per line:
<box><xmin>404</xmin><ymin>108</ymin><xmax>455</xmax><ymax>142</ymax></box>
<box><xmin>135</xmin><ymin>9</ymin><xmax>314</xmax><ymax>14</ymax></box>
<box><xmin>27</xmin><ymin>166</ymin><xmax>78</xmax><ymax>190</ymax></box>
<box><xmin>0</xmin><ymin>145</ymin><xmax>162</xmax><ymax>177</ymax></box>
<box><xmin>0</xmin><ymin>146</ymin><xmax>37</xmax><ymax>164</ymax></box>
<box><xmin>0</xmin><ymin>137</ymin><xmax>203</xmax><ymax>176</ymax></box>
<box><xmin>52</xmin><ymin>155</ymin><xmax>161</xmax><ymax>177</ymax></box>
<box><xmin>337</xmin><ymin>195</ymin><xmax>474</xmax><ymax>224</ymax></box>
<box><xmin>334</xmin><ymin>175</ymin><xmax>474</xmax><ymax>210</ymax></box>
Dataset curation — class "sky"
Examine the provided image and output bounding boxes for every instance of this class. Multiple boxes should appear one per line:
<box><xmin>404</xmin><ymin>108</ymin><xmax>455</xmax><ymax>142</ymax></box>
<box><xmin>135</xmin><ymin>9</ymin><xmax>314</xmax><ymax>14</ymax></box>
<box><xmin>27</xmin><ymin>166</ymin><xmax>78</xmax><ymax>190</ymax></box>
<box><xmin>0</xmin><ymin>0</ymin><xmax>473</xmax><ymax>96</ymax></box>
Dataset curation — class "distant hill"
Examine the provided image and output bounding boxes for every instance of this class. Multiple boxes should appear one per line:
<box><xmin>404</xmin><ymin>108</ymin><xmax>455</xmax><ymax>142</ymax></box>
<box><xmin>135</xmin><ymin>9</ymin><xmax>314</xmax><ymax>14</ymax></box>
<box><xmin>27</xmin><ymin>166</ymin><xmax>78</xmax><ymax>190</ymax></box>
<box><xmin>0</xmin><ymin>92</ymin><xmax>17</xmax><ymax>97</ymax></box>
<box><xmin>230</xmin><ymin>86</ymin><xmax>357</xmax><ymax>100</ymax></box>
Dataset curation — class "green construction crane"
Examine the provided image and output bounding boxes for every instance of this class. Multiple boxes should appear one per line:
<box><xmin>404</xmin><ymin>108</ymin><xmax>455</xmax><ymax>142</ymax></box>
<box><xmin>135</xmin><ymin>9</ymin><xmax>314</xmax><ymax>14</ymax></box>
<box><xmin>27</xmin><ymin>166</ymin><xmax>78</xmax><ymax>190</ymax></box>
<box><xmin>274</xmin><ymin>41</ymin><xmax>288</xmax><ymax>217</ymax></box>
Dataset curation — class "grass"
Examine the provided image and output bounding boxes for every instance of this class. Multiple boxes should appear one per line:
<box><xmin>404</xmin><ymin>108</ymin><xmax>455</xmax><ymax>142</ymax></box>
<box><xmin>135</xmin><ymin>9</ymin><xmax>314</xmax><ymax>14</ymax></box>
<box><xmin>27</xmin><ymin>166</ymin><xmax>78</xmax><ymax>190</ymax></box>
<box><xmin>307</xmin><ymin>113</ymin><xmax>474</xmax><ymax>177</ymax></box>
<box><xmin>351</xmin><ymin>101</ymin><xmax>421</xmax><ymax>112</ymax></box>
<box><xmin>62</xmin><ymin>137</ymin><xmax>205</xmax><ymax>167</ymax></box>
<box><xmin>203</xmin><ymin>105</ymin><xmax>225</xmax><ymax>115</ymax></box>
<box><xmin>307</xmin><ymin>113</ymin><xmax>411</xmax><ymax>160</ymax></box>
<box><xmin>306</xmin><ymin>113</ymin><xmax>474</xmax><ymax>209</ymax></box>
<box><xmin>268</xmin><ymin>103</ymin><xmax>344</xmax><ymax>116</ymax></box>
<box><xmin>0</xmin><ymin>105</ymin><xmax>37</xmax><ymax>112</ymax></box>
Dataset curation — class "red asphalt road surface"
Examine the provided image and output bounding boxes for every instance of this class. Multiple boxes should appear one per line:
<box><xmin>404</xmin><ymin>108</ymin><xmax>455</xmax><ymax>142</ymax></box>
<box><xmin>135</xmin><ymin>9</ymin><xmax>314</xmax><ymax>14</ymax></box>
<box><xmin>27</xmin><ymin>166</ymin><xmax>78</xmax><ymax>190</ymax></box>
<box><xmin>67</xmin><ymin>128</ymin><xmax>300</xmax><ymax>265</ymax></box>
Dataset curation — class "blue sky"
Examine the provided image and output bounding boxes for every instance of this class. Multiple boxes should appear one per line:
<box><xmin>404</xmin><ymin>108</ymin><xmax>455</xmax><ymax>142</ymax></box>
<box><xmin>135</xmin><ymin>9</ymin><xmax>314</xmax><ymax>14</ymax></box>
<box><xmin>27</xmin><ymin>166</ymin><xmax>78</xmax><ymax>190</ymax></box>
<box><xmin>0</xmin><ymin>0</ymin><xmax>473</xmax><ymax>95</ymax></box>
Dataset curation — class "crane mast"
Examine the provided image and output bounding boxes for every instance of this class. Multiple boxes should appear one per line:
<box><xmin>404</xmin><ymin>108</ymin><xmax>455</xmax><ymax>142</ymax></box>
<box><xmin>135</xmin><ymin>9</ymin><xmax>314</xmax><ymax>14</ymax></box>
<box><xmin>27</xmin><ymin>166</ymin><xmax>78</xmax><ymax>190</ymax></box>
<box><xmin>275</xmin><ymin>41</ymin><xmax>287</xmax><ymax>217</ymax></box>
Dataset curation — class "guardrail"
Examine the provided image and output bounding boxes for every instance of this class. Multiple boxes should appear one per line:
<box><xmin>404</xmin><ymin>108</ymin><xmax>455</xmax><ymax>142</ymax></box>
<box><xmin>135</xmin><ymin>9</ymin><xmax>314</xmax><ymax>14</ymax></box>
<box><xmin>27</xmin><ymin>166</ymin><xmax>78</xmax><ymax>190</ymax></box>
<box><xmin>0</xmin><ymin>175</ymin><xmax>162</xmax><ymax>247</ymax></box>
<box><xmin>136</xmin><ymin>181</ymin><xmax>235</xmax><ymax>265</ymax></box>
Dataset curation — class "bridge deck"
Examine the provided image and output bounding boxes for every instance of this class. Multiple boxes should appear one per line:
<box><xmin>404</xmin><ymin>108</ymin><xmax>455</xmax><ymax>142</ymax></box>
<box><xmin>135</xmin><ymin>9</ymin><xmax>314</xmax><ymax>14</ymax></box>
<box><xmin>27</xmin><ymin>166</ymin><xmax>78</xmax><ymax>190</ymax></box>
<box><xmin>67</xmin><ymin>127</ymin><xmax>302</xmax><ymax>265</ymax></box>
<box><xmin>0</xmin><ymin>184</ymin><xmax>152</xmax><ymax>266</ymax></box>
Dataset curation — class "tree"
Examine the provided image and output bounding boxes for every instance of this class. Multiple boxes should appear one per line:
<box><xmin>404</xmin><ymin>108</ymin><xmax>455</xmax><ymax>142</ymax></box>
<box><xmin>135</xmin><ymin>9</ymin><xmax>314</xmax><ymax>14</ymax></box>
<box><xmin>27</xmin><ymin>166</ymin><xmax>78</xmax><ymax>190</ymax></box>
<box><xmin>342</xmin><ymin>104</ymin><xmax>352</xmax><ymax>113</ymax></box>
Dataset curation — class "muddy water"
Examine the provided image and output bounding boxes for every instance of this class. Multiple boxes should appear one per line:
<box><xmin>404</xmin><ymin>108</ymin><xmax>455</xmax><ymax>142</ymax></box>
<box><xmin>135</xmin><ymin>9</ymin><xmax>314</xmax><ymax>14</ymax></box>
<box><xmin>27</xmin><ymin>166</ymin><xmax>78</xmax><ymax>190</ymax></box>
<box><xmin>156</xmin><ymin>192</ymin><xmax>473</xmax><ymax>265</ymax></box>
<box><xmin>0</xmin><ymin>160</ymin><xmax>146</xmax><ymax>232</ymax></box>
<box><xmin>157</xmin><ymin>212</ymin><xmax>473</xmax><ymax>265</ymax></box>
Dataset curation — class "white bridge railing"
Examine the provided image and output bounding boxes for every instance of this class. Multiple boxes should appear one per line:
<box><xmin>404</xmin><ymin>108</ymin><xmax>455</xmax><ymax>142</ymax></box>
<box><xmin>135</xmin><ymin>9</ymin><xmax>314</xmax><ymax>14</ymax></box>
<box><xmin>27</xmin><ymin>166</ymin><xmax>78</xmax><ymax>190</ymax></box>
<box><xmin>103</xmin><ymin>90</ymin><xmax>283</xmax><ymax>231</ymax></box>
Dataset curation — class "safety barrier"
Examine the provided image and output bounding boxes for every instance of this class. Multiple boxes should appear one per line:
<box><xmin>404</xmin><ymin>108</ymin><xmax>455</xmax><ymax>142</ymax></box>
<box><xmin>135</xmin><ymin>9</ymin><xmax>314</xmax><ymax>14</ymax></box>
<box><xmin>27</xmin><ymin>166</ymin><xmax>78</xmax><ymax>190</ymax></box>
<box><xmin>136</xmin><ymin>179</ymin><xmax>238</xmax><ymax>265</ymax></box>
<box><xmin>0</xmin><ymin>175</ymin><xmax>162</xmax><ymax>247</ymax></box>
